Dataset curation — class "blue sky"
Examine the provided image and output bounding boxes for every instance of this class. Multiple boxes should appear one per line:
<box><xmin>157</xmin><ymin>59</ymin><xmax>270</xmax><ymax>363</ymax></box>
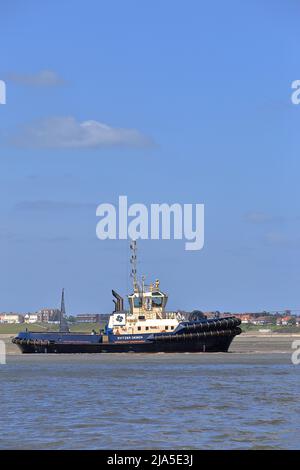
<box><xmin>0</xmin><ymin>0</ymin><xmax>299</xmax><ymax>314</ymax></box>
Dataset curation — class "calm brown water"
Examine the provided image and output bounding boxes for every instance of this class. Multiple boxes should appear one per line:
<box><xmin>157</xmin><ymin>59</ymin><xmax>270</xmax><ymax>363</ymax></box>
<box><xmin>0</xmin><ymin>353</ymin><xmax>299</xmax><ymax>449</ymax></box>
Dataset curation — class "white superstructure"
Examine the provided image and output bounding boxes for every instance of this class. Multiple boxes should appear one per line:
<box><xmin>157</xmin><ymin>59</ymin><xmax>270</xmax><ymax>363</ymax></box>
<box><xmin>108</xmin><ymin>241</ymin><xmax>181</xmax><ymax>335</ymax></box>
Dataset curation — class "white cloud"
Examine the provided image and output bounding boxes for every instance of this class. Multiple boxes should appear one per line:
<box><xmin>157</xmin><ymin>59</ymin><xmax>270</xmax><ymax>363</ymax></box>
<box><xmin>13</xmin><ymin>116</ymin><xmax>153</xmax><ymax>149</ymax></box>
<box><xmin>264</xmin><ymin>231</ymin><xmax>287</xmax><ymax>244</ymax></box>
<box><xmin>264</xmin><ymin>231</ymin><xmax>300</xmax><ymax>249</ymax></box>
<box><xmin>6</xmin><ymin>70</ymin><xmax>65</xmax><ymax>87</ymax></box>
<box><xmin>244</xmin><ymin>211</ymin><xmax>284</xmax><ymax>224</ymax></box>
<box><xmin>14</xmin><ymin>200</ymin><xmax>96</xmax><ymax>212</ymax></box>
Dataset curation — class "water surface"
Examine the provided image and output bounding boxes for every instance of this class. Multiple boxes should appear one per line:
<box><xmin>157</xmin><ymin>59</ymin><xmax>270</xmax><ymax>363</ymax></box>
<box><xmin>0</xmin><ymin>353</ymin><xmax>299</xmax><ymax>449</ymax></box>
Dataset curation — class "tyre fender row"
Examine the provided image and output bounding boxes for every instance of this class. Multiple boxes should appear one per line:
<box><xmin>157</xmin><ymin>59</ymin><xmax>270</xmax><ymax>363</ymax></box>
<box><xmin>154</xmin><ymin>327</ymin><xmax>242</xmax><ymax>342</ymax></box>
<box><xmin>180</xmin><ymin>317</ymin><xmax>241</xmax><ymax>334</ymax></box>
<box><xmin>12</xmin><ymin>338</ymin><xmax>52</xmax><ymax>346</ymax></box>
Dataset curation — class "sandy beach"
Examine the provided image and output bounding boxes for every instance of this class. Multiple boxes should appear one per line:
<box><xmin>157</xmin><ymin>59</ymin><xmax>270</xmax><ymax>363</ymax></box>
<box><xmin>2</xmin><ymin>332</ymin><xmax>299</xmax><ymax>355</ymax></box>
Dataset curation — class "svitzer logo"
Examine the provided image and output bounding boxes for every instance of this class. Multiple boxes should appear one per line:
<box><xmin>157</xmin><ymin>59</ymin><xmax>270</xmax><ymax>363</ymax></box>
<box><xmin>96</xmin><ymin>196</ymin><xmax>205</xmax><ymax>251</ymax></box>
<box><xmin>0</xmin><ymin>80</ymin><xmax>6</xmax><ymax>104</ymax></box>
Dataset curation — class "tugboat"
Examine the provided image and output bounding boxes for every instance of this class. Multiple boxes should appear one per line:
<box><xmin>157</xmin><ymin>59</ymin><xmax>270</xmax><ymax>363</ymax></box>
<box><xmin>12</xmin><ymin>242</ymin><xmax>241</xmax><ymax>353</ymax></box>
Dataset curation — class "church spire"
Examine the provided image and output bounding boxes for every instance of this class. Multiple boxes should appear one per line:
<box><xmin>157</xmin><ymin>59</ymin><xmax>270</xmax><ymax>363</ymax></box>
<box><xmin>59</xmin><ymin>288</ymin><xmax>69</xmax><ymax>333</ymax></box>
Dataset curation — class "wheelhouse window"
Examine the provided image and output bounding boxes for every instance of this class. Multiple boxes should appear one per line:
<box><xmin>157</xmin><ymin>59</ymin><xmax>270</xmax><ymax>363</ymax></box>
<box><xmin>137</xmin><ymin>326</ymin><xmax>142</xmax><ymax>331</ymax></box>
<box><xmin>165</xmin><ymin>326</ymin><xmax>169</xmax><ymax>330</ymax></box>
<box><xmin>134</xmin><ymin>297</ymin><xmax>142</xmax><ymax>308</ymax></box>
<box><xmin>152</xmin><ymin>296</ymin><xmax>163</xmax><ymax>307</ymax></box>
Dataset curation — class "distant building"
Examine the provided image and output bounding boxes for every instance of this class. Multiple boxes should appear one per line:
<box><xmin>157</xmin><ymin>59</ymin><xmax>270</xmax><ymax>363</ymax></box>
<box><xmin>37</xmin><ymin>308</ymin><xmax>60</xmax><ymax>323</ymax></box>
<box><xmin>0</xmin><ymin>313</ymin><xmax>24</xmax><ymax>324</ymax></box>
<box><xmin>76</xmin><ymin>314</ymin><xmax>102</xmax><ymax>323</ymax></box>
<box><xmin>24</xmin><ymin>313</ymin><xmax>39</xmax><ymax>324</ymax></box>
<box><xmin>251</xmin><ymin>316</ymin><xmax>273</xmax><ymax>326</ymax></box>
<box><xmin>233</xmin><ymin>314</ymin><xmax>252</xmax><ymax>324</ymax></box>
<box><xmin>203</xmin><ymin>311</ymin><xmax>218</xmax><ymax>319</ymax></box>
<box><xmin>230</xmin><ymin>313</ymin><xmax>260</xmax><ymax>324</ymax></box>
<box><xmin>277</xmin><ymin>315</ymin><xmax>294</xmax><ymax>326</ymax></box>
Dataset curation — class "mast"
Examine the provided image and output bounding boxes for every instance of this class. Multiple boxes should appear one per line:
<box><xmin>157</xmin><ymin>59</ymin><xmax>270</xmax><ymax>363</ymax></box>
<box><xmin>130</xmin><ymin>240</ymin><xmax>138</xmax><ymax>291</ymax></box>
<box><xmin>59</xmin><ymin>288</ymin><xmax>70</xmax><ymax>333</ymax></box>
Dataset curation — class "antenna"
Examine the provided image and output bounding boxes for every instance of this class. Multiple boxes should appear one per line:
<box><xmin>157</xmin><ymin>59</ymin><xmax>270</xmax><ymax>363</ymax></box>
<box><xmin>130</xmin><ymin>240</ymin><xmax>138</xmax><ymax>291</ymax></box>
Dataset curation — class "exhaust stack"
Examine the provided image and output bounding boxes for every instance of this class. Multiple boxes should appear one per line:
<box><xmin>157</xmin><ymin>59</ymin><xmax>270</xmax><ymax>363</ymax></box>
<box><xmin>112</xmin><ymin>290</ymin><xmax>124</xmax><ymax>312</ymax></box>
